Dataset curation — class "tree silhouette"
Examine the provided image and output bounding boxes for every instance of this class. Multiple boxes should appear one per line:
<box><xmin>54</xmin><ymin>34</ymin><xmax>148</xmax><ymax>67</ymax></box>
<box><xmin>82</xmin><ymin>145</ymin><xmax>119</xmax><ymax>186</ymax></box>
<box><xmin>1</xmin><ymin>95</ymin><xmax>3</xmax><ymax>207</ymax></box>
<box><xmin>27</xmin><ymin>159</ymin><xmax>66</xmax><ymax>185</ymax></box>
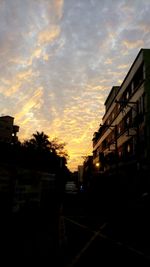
<box><xmin>24</xmin><ymin>131</ymin><xmax>50</xmax><ymax>152</ymax></box>
<box><xmin>50</xmin><ymin>138</ymin><xmax>68</xmax><ymax>159</ymax></box>
<box><xmin>21</xmin><ymin>132</ymin><xmax>69</xmax><ymax>172</ymax></box>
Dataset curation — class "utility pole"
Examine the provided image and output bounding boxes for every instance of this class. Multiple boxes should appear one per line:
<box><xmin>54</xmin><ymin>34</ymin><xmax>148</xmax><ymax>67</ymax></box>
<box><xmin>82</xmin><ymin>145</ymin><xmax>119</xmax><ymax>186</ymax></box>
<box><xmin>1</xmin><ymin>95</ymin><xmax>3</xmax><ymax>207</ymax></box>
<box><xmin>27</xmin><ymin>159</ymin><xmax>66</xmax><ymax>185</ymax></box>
<box><xmin>115</xmin><ymin>100</ymin><xmax>140</xmax><ymax>171</ymax></box>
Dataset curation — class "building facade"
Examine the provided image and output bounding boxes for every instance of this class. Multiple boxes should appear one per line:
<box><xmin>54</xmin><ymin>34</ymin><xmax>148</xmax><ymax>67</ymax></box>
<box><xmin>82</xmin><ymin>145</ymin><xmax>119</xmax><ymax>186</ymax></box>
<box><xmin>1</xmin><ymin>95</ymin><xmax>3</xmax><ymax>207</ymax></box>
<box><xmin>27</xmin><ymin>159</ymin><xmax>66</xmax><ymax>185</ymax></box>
<box><xmin>93</xmin><ymin>49</ymin><xmax>150</xmax><ymax>182</ymax></box>
<box><xmin>0</xmin><ymin>116</ymin><xmax>19</xmax><ymax>143</ymax></box>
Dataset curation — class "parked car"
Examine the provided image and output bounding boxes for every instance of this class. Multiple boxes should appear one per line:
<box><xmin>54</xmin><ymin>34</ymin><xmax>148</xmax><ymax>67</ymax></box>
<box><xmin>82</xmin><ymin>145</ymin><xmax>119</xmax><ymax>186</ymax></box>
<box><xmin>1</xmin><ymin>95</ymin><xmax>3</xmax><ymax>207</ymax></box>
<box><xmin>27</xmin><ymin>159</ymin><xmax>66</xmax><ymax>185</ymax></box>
<box><xmin>65</xmin><ymin>181</ymin><xmax>78</xmax><ymax>194</ymax></box>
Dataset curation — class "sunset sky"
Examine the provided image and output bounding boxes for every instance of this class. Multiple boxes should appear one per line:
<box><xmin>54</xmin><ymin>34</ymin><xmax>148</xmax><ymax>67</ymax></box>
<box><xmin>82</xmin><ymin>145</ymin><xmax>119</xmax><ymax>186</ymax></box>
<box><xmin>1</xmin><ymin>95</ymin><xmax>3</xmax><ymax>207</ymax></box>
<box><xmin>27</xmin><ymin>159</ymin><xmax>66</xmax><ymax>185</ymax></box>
<box><xmin>0</xmin><ymin>0</ymin><xmax>150</xmax><ymax>171</ymax></box>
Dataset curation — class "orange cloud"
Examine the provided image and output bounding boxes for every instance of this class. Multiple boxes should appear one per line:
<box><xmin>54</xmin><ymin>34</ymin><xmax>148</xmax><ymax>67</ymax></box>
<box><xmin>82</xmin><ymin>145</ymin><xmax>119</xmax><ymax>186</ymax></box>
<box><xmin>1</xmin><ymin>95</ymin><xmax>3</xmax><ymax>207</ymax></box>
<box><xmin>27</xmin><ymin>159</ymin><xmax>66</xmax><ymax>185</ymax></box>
<box><xmin>38</xmin><ymin>25</ymin><xmax>60</xmax><ymax>46</ymax></box>
<box><xmin>15</xmin><ymin>87</ymin><xmax>43</xmax><ymax>121</ymax></box>
<box><xmin>43</xmin><ymin>53</ymin><xmax>49</xmax><ymax>61</ymax></box>
<box><xmin>10</xmin><ymin>26</ymin><xmax>60</xmax><ymax>68</ymax></box>
<box><xmin>54</xmin><ymin>0</ymin><xmax>64</xmax><ymax>19</ymax></box>
<box><xmin>123</xmin><ymin>40</ymin><xmax>144</xmax><ymax>49</ymax></box>
<box><xmin>1</xmin><ymin>69</ymin><xmax>33</xmax><ymax>96</ymax></box>
<box><xmin>117</xmin><ymin>64</ymin><xmax>129</xmax><ymax>69</ymax></box>
<box><xmin>32</xmin><ymin>47</ymin><xmax>42</xmax><ymax>58</ymax></box>
<box><xmin>43</xmin><ymin>93</ymin><xmax>104</xmax><ymax>171</ymax></box>
<box><xmin>104</xmin><ymin>58</ymin><xmax>113</xmax><ymax>65</ymax></box>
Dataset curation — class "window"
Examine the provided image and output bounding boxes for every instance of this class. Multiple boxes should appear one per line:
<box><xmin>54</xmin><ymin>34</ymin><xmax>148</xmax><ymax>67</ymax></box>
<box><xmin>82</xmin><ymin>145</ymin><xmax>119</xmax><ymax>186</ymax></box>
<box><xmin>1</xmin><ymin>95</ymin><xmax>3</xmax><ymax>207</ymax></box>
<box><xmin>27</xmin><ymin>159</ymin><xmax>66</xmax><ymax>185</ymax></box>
<box><xmin>126</xmin><ymin>117</ymin><xmax>130</xmax><ymax>125</ymax></box>
<box><xmin>138</xmin><ymin>93</ymin><xmax>145</xmax><ymax>114</ymax></box>
<box><xmin>102</xmin><ymin>139</ymin><xmax>107</xmax><ymax>149</ymax></box>
<box><xmin>143</xmin><ymin>64</ymin><xmax>146</xmax><ymax>80</ymax></box>
<box><xmin>133</xmin><ymin>64</ymin><xmax>144</xmax><ymax>89</ymax></box>
<box><xmin>125</xmin><ymin>110</ymin><xmax>132</xmax><ymax>128</ymax></box>
<box><xmin>142</xmin><ymin>94</ymin><xmax>145</xmax><ymax>114</ymax></box>
<box><xmin>127</xmin><ymin>144</ymin><xmax>130</xmax><ymax>153</ymax></box>
<box><xmin>126</xmin><ymin>91</ymin><xmax>129</xmax><ymax>100</ymax></box>
<box><xmin>119</xmin><ymin>151</ymin><xmax>122</xmax><ymax>157</ymax></box>
<box><xmin>131</xmin><ymin>81</ymin><xmax>134</xmax><ymax>94</ymax></box>
<box><xmin>118</xmin><ymin>127</ymin><xmax>121</xmax><ymax>135</ymax></box>
<box><xmin>139</xmin><ymin>97</ymin><xmax>142</xmax><ymax>114</ymax></box>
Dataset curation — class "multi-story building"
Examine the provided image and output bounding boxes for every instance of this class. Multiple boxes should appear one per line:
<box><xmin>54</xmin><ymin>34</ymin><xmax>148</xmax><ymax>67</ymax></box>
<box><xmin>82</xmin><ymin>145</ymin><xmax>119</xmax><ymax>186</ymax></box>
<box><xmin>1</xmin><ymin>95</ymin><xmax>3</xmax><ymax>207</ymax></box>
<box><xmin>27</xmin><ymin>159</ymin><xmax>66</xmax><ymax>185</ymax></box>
<box><xmin>93</xmin><ymin>49</ymin><xmax>150</xmax><ymax>183</ymax></box>
<box><xmin>0</xmin><ymin>115</ymin><xmax>19</xmax><ymax>143</ymax></box>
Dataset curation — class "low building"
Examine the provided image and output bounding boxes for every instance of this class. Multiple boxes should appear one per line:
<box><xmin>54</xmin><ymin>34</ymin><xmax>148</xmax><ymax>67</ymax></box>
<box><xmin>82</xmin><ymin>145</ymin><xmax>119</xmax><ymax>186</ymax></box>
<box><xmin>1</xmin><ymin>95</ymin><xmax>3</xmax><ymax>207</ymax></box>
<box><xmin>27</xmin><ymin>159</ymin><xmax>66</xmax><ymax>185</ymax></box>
<box><xmin>82</xmin><ymin>156</ymin><xmax>94</xmax><ymax>188</ymax></box>
<box><xmin>0</xmin><ymin>115</ymin><xmax>19</xmax><ymax>143</ymax></box>
<box><xmin>78</xmin><ymin>165</ymin><xmax>84</xmax><ymax>185</ymax></box>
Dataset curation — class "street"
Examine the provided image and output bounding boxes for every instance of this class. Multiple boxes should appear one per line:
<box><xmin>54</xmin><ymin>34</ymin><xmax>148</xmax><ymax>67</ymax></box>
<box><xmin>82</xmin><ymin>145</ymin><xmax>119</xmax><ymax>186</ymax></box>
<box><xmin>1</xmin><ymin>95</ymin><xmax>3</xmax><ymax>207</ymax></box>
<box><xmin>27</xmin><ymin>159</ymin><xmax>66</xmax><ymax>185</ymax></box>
<box><xmin>62</xmin><ymin>192</ymin><xmax>150</xmax><ymax>266</ymax></box>
<box><xmin>1</xmin><ymin>190</ymin><xmax>150</xmax><ymax>267</ymax></box>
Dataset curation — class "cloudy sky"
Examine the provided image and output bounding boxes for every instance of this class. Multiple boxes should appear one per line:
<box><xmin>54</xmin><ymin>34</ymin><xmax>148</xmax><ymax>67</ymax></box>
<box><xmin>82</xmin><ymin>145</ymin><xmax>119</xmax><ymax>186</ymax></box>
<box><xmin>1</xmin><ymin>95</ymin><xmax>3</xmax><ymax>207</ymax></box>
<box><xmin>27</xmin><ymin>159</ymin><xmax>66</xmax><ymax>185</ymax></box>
<box><xmin>0</xmin><ymin>0</ymin><xmax>150</xmax><ymax>171</ymax></box>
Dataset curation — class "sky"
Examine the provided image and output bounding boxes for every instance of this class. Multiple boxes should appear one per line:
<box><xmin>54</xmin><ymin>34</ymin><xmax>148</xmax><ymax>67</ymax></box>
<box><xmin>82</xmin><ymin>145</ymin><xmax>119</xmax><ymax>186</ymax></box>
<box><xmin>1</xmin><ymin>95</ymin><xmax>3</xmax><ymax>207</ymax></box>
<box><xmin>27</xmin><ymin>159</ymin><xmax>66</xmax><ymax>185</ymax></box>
<box><xmin>0</xmin><ymin>0</ymin><xmax>150</xmax><ymax>171</ymax></box>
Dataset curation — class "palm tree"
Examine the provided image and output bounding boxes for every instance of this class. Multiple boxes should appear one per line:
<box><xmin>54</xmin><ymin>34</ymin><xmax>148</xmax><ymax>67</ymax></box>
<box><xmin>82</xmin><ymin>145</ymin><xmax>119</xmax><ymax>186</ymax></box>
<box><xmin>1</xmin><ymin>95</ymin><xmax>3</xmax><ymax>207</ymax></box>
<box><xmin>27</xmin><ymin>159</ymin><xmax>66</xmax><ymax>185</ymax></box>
<box><xmin>30</xmin><ymin>131</ymin><xmax>50</xmax><ymax>152</ymax></box>
<box><xmin>22</xmin><ymin>132</ymin><xmax>69</xmax><ymax>171</ymax></box>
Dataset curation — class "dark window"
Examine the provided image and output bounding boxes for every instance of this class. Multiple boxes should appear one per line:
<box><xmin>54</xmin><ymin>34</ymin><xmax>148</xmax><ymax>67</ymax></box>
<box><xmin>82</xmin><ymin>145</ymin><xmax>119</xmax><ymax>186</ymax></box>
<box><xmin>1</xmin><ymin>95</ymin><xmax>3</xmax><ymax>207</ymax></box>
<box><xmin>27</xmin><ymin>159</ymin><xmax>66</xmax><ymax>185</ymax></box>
<box><xmin>133</xmin><ymin>64</ymin><xmax>144</xmax><ymax>90</ymax></box>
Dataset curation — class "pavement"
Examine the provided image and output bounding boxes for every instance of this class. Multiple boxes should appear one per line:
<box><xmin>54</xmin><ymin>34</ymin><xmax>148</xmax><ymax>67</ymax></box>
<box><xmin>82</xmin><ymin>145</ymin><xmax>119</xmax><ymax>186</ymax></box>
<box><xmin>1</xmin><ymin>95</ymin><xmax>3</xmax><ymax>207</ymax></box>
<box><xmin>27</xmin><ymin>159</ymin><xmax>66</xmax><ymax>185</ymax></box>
<box><xmin>62</xmin><ymin>192</ymin><xmax>150</xmax><ymax>266</ymax></box>
<box><xmin>61</xmin><ymin>214</ymin><xmax>150</xmax><ymax>267</ymax></box>
<box><xmin>1</xmin><ymin>191</ymin><xmax>150</xmax><ymax>266</ymax></box>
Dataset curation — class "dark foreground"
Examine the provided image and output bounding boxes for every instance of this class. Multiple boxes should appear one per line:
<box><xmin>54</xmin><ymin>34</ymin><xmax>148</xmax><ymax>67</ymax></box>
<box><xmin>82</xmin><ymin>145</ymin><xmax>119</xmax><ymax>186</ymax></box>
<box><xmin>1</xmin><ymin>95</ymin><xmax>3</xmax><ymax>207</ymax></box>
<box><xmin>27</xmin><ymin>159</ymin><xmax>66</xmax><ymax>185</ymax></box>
<box><xmin>1</xmin><ymin>190</ymin><xmax>150</xmax><ymax>266</ymax></box>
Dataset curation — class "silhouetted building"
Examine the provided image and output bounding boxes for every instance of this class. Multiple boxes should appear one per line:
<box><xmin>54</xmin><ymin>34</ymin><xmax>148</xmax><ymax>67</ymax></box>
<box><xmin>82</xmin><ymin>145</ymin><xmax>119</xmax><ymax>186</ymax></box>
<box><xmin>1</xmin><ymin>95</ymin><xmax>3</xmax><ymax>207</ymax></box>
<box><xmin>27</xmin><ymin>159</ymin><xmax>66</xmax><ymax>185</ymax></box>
<box><xmin>93</xmin><ymin>48</ymin><xmax>150</xmax><ymax>184</ymax></box>
<box><xmin>78</xmin><ymin>165</ymin><xmax>84</xmax><ymax>185</ymax></box>
<box><xmin>70</xmin><ymin>171</ymin><xmax>78</xmax><ymax>185</ymax></box>
<box><xmin>82</xmin><ymin>156</ymin><xmax>93</xmax><ymax>188</ymax></box>
<box><xmin>0</xmin><ymin>115</ymin><xmax>19</xmax><ymax>143</ymax></box>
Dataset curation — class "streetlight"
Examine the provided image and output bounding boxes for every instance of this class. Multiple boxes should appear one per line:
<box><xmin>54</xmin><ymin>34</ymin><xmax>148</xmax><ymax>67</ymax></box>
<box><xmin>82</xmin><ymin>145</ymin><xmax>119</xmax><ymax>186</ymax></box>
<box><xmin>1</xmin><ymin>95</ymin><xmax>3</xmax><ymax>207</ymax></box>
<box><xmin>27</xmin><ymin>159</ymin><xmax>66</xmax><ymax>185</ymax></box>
<box><xmin>95</xmin><ymin>162</ymin><xmax>100</xmax><ymax>168</ymax></box>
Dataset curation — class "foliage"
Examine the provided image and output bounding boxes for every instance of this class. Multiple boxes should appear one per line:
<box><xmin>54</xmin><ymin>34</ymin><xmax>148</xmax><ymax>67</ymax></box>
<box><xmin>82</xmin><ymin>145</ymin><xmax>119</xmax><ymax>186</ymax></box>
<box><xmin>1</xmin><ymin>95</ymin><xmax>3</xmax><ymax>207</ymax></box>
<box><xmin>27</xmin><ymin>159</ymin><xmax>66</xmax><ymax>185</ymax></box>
<box><xmin>23</xmin><ymin>132</ymin><xmax>68</xmax><ymax>158</ymax></box>
<box><xmin>23</xmin><ymin>131</ymin><xmax>50</xmax><ymax>151</ymax></box>
<box><xmin>21</xmin><ymin>132</ymin><xmax>68</xmax><ymax>171</ymax></box>
<box><xmin>0</xmin><ymin>131</ymin><xmax>69</xmax><ymax>174</ymax></box>
<box><xmin>49</xmin><ymin>137</ymin><xmax>69</xmax><ymax>159</ymax></box>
